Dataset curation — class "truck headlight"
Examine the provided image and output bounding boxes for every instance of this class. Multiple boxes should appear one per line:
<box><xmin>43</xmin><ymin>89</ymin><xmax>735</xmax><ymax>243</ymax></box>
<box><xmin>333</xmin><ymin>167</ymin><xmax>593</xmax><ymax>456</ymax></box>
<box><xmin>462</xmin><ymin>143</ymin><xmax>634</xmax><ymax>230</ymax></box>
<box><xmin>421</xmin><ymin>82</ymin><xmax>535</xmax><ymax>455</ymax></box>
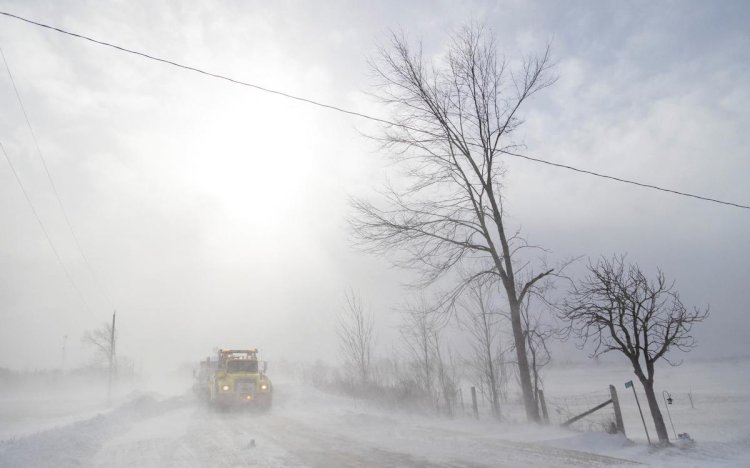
<box><xmin>222</xmin><ymin>385</ymin><xmax>230</xmax><ymax>391</ymax></box>
<box><xmin>260</xmin><ymin>383</ymin><xmax>268</xmax><ymax>390</ymax></box>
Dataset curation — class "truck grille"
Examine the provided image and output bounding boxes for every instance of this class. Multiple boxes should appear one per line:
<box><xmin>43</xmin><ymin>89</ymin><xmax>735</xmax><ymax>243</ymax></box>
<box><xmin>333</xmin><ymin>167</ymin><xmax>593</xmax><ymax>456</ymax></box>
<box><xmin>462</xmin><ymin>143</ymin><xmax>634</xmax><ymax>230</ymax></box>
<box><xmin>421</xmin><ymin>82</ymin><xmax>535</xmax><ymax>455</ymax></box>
<box><xmin>235</xmin><ymin>379</ymin><xmax>256</xmax><ymax>394</ymax></box>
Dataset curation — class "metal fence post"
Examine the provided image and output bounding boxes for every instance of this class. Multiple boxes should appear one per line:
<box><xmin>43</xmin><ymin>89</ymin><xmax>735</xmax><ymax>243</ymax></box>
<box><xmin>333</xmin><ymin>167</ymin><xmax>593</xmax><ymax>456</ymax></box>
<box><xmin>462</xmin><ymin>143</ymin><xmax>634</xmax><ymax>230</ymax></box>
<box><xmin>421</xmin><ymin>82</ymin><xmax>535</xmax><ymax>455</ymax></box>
<box><xmin>626</xmin><ymin>380</ymin><xmax>651</xmax><ymax>445</ymax></box>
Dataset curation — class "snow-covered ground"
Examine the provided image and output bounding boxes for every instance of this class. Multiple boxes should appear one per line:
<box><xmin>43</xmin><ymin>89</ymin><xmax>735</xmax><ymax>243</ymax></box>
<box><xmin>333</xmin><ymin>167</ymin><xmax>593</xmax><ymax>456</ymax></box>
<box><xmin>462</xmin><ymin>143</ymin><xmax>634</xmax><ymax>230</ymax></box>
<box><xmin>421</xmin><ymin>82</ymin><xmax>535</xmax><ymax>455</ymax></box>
<box><xmin>1</xmin><ymin>359</ymin><xmax>748</xmax><ymax>467</ymax></box>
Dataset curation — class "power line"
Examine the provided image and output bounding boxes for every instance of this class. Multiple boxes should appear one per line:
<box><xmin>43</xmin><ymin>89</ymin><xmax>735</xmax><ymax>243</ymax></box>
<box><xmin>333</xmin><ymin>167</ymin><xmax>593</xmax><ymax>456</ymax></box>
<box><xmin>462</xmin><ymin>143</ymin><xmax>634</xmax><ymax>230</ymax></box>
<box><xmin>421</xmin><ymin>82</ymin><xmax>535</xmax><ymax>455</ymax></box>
<box><xmin>1</xmin><ymin>141</ymin><xmax>93</xmax><ymax>314</ymax></box>
<box><xmin>505</xmin><ymin>151</ymin><xmax>750</xmax><ymax>210</ymax></box>
<box><xmin>0</xmin><ymin>11</ymin><xmax>394</xmax><ymax>127</ymax></box>
<box><xmin>1</xmin><ymin>47</ymin><xmax>115</xmax><ymax>309</ymax></box>
<box><xmin>1</xmin><ymin>10</ymin><xmax>748</xmax><ymax>211</ymax></box>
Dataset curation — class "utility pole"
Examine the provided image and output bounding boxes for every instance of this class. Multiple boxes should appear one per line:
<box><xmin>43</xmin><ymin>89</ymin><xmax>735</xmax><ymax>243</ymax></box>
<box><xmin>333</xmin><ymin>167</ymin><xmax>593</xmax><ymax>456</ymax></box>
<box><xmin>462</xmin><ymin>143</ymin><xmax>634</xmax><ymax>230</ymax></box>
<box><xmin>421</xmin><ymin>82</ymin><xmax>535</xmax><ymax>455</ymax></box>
<box><xmin>108</xmin><ymin>310</ymin><xmax>116</xmax><ymax>403</ymax></box>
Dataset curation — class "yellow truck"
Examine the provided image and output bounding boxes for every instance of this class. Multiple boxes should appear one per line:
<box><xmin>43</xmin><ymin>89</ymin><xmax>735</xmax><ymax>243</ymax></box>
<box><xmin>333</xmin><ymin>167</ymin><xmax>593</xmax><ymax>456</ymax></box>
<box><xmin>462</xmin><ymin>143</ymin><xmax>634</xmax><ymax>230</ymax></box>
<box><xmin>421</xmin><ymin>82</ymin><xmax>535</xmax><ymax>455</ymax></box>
<box><xmin>195</xmin><ymin>349</ymin><xmax>272</xmax><ymax>410</ymax></box>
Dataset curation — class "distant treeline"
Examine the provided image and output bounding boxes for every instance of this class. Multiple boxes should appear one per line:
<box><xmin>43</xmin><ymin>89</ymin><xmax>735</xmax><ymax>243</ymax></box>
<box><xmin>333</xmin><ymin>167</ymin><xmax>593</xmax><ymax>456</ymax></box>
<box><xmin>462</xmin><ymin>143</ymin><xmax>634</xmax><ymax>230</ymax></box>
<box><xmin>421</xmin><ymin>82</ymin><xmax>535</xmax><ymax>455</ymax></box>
<box><xmin>0</xmin><ymin>361</ymin><xmax>136</xmax><ymax>390</ymax></box>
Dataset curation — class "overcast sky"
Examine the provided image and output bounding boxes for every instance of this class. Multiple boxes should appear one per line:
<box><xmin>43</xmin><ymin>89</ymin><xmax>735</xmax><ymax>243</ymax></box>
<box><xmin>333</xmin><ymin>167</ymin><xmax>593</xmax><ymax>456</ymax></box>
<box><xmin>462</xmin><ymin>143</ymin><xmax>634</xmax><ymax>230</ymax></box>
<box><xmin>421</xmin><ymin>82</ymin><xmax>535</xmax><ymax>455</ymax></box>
<box><xmin>1</xmin><ymin>0</ymin><xmax>748</xmax><ymax>372</ymax></box>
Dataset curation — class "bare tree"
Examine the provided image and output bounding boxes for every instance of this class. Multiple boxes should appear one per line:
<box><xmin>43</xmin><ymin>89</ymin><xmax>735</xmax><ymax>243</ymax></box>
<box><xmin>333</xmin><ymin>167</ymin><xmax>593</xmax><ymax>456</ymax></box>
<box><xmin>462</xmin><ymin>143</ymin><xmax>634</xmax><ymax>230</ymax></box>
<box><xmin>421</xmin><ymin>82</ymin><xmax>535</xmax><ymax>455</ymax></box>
<box><xmin>81</xmin><ymin>321</ymin><xmax>116</xmax><ymax>370</ymax></box>
<box><xmin>350</xmin><ymin>24</ymin><xmax>555</xmax><ymax>421</ymax></box>
<box><xmin>399</xmin><ymin>297</ymin><xmax>442</xmax><ymax>410</ymax></box>
<box><xmin>434</xmin><ymin>337</ymin><xmax>459</xmax><ymax>417</ymax></box>
<box><xmin>521</xmin><ymin>296</ymin><xmax>556</xmax><ymax>409</ymax></box>
<box><xmin>561</xmin><ymin>255</ymin><xmax>709</xmax><ymax>444</ymax></box>
<box><xmin>82</xmin><ymin>314</ymin><xmax>118</xmax><ymax>401</ymax></box>
<box><xmin>337</xmin><ymin>290</ymin><xmax>375</xmax><ymax>386</ymax></box>
<box><xmin>460</xmin><ymin>279</ymin><xmax>505</xmax><ymax>419</ymax></box>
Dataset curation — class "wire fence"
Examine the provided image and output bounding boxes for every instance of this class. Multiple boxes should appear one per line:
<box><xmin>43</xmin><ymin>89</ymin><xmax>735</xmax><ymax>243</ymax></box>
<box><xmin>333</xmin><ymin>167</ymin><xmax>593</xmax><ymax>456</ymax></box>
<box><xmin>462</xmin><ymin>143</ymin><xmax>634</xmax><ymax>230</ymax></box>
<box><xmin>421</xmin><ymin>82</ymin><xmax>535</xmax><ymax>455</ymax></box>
<box><xmin>458</xmin><ymin>385</ymin><xmax>620</xmax><ymax>434</ymax></box>
<box><xmin>545</xmin><ymin>389</ymin><xmax>617</xmax><ymax>433</ymax></box>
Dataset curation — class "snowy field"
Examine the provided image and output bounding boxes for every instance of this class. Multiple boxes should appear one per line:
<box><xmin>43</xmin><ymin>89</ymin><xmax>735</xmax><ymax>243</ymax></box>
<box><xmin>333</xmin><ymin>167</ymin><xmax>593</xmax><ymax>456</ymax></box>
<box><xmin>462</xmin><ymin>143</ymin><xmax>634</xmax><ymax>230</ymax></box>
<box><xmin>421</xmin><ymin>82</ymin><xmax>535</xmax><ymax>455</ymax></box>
<box><xmin>1</xmin><ymin>359</ymin><xmax>748</xmax><ymax>467</ymax></box>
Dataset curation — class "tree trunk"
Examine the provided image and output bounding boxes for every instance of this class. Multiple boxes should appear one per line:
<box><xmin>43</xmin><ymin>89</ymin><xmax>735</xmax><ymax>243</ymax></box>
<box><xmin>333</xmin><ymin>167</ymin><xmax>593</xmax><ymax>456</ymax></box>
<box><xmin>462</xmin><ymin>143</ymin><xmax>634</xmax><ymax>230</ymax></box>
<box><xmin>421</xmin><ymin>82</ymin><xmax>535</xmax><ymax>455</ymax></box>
<box><xmin>421</xmin><ymin>331</ymin><xmax>435</xmax><ymax>411</ymax></box>
<box><xmin>509</xmin><ymin>299</ymin><xmax>540</xmax><ymax>422</ymax></box>
<box><xmin>485</xmin><ymin>337</ymin><xmax>501</xmax><ymax>419</ymax></box>
<box><xmin>529</xmin><ymin>335</ymin><xmax>539</xmax><ymax>408</ymax></box>
<box><xmin>488</xmin><ymin>364</ymin><xmax>501</xmax><ymax>419</ymax></box>
<box><xmin>642</xmin><ymin>380</ymin><xmax>670</xmax><ymax>444</ymax></box>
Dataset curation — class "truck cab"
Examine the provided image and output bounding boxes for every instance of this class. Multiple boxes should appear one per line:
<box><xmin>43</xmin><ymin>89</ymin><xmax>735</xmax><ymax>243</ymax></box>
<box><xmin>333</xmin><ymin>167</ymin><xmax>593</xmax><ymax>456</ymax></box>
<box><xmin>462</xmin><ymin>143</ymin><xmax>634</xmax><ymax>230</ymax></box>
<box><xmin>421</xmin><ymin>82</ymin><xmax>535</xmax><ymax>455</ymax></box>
<box><xmin>208</xmin><ymin>349</ymin><xmax>272</xmax><ymax>410</ymax></box>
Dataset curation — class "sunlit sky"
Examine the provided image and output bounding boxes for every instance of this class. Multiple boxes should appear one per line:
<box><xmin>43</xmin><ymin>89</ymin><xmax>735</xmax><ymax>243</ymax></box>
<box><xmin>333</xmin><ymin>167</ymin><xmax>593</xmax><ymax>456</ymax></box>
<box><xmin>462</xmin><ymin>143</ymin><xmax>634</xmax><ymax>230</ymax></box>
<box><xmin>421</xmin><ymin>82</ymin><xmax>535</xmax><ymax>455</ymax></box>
<box><xmin>1</xmin><ymin>0</ymin><xmax>748</xmax><ymax>372</ymax></box>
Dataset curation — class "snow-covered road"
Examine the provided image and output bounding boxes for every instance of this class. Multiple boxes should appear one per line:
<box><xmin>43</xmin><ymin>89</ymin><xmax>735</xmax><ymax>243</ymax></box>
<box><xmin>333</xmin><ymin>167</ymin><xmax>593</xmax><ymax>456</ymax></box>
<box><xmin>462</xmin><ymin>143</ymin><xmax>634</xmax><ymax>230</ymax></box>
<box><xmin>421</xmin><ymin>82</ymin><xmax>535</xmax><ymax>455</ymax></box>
<box><xmin>0</xmin><ymin>385</ymin><xmax>638</xmax><ymax>467</ymax></box>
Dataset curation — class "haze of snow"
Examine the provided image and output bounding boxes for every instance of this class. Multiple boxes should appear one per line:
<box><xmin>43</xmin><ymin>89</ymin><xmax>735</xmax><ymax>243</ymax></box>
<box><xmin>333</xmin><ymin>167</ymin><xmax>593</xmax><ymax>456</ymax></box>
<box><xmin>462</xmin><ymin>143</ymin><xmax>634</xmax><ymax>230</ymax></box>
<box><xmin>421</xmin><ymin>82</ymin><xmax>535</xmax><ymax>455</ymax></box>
<box><xmin>1</xmin><ymin>359</ymin><xmax>748</xmax><ymax>467</ymax></box>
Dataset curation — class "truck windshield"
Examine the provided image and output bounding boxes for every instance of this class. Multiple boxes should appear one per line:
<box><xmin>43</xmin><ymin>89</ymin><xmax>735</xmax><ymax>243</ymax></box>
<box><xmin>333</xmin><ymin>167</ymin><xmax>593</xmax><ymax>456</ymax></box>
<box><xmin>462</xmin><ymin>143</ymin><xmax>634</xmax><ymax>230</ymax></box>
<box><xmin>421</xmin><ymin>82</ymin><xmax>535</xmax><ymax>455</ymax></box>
<box><xmin>227</xmin><ymin>360</ymin><xmax>258</xmax><ymax>373</ymax></box>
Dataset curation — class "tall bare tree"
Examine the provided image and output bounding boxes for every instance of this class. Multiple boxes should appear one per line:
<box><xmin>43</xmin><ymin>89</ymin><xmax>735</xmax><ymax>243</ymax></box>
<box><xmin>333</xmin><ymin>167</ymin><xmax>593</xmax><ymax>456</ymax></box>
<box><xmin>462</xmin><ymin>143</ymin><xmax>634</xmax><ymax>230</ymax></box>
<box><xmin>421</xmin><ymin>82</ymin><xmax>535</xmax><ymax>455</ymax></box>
<box><xmin>350</xmin><ymin>25</ymin><xmax>555</xmax><ymax>421</ymax></box>
<box><xmin>460</xmin><ymin>279</ymin><xmax>505</xmax><ymax>419</ymax></box>
<box><xmin>399</xmin><ymin>297</ymin><xmax>442</xmax><ymax>409</ymax></box>
<box><xmin>434</xmin><ymin>337</ymin><xmax>459</xmax><ymax>417</ymax></box>
<box><xmin>521</xmin><ymin>296</ymin><xmax>556</xmax><ymax>410</ymax></box>
<box><xmin>562</xmin><ymin>255</ymin><xmax>709</xmax><ymax>444</ymax></box>
<box><xmin>337</xmin><ymin>290</ymin><xmax>375</xmax><ymax>386</ymax></box>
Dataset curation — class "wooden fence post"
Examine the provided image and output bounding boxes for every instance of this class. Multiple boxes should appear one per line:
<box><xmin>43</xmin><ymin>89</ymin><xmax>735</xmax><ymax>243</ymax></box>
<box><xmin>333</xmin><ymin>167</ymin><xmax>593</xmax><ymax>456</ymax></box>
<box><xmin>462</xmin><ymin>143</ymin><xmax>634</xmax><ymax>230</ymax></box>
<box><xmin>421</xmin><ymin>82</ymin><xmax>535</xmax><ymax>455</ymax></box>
<box><xmin>470</xmin><ymin>386</ymin><xmax>479</xmax><ymax>420</ymax></box>
<box><xmin>609</xmin><ymin>384</ymin><xmax>626</xmax><ymax>436</ymax></box>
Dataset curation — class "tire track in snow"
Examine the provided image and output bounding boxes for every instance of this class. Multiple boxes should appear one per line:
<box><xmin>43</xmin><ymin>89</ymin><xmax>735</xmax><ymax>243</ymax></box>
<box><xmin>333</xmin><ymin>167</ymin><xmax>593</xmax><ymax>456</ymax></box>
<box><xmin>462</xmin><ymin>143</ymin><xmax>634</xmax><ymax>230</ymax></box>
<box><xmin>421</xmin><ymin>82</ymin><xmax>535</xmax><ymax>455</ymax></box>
<box><xmin>253</xmin><ymin>415</ymin><xmax>453</xmax><ymax>467</ymax></box>
<box><xmin>90</xmin><ymin>404</ymin><xmax>302</xmax><ymax>467</ymax></box>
